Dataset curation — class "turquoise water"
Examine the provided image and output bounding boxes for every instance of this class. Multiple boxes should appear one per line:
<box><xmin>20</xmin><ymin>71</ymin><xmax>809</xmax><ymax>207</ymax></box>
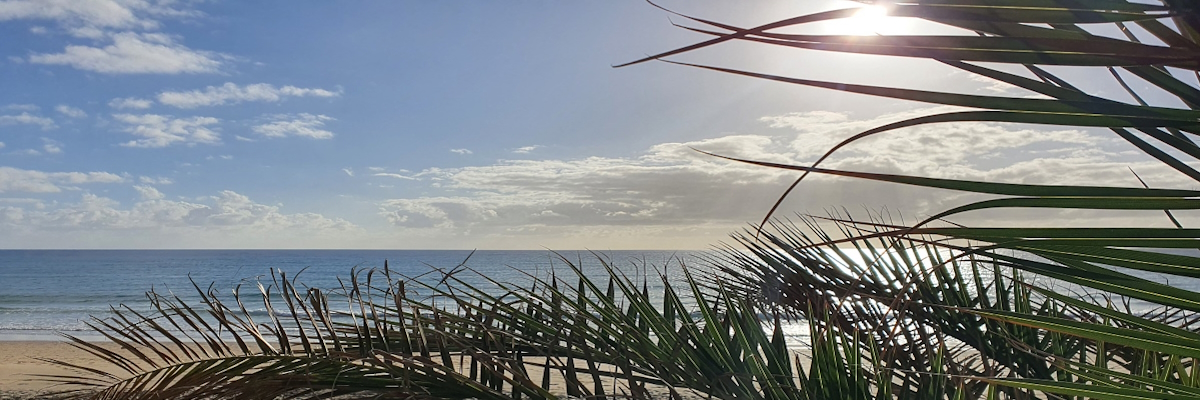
<box><xmin>0</xmin><ymin>250</ymin><xmax>700</xmax><ymax>340</ymax></box>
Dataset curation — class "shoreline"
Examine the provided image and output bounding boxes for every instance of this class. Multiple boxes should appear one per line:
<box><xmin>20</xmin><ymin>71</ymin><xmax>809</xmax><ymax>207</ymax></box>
<box><xmin>0</xmin><ymin>331</ymin><xmax>94</xmax><ymax>343</ymax></box>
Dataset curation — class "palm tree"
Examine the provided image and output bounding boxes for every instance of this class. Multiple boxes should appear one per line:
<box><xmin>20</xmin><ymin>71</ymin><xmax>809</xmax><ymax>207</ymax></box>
<box><xmin>42</xmin><ymin>1</ymin><xmax>1200</xmax><ymax>398</ymax></box>
<box><xmin>43</xmin><ymin>257</ymin><xmax>892</xmax><ymax>399</ymax></box>
<box><xmin>619</xmin><ymin>0</ymin><xmax>1200</xmax><ymax>398</ymax></box>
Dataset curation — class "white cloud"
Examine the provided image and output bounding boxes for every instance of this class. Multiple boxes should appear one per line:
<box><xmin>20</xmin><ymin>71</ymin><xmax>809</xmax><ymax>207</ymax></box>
<box><xmin>0</xmin><ymin>190</ymin><xmax>363</xmax><ymax>248</ymax></box>
<box><xmin>3</xmin><ymin>104</ymin><xmax>38</xmax><ymax>111</ymax></box>
<box><xmin>0</xmin><ymin>0</ymin><xmax>189</xmax><ymax>34</ymax></box>
<box><xmin>379</xmin><ymin>151</ymin><xmax>790</xmax><ymax>231</ymax></box>
<box><xmin>513</xmin><ymin>145</ymin><xmax>542</xmax><ymax>154</ymax></box>
<box><xmin>0</xmin><ymin>112</ymin><xmax>56</xmax><ymax>130</ymax></box>
<box><xmin>0</xmin><ymin>0</ymin><xmax>219</xmax><ymax>83</ymax></box>
<box><xmin>108</xmin><ymin>97</ymin><xmax>152</xmax><ymax>109</ymax></box>
<box><xmin>374</xmin><ymin>172</ymin><xmax>418</xmax><ymax>180</ymax></box>
<box><xmin>41</xmin><ymin>138</ymin><xmax>63</xmax><ymax>154</ymax></box>
<box><xmin>252</xmin><ymin>113</ymin><xmax>334</xmax><ymax>139</ymax></box>
<box><xmin>113</xmin><ymin>113</ymin><xmax>221</xmax><ymax>148</ymax></box>
<box><xmin>377</xmin><ymin>107</ymin><xmax>1174</xmax><ymax>244</ymax></box>
<box><xmin>55</xmin><ymin>104</ymin><xmax>86</xmax><ymax>118</ymax></box>
<box><xmin>133</xmin><ymin>185</ymin><xmax>164</xmax><ymax>200</ymax></box>
<box><xmin>29</xmin><ymin>32</ymin><xmax>224</xmax><ymax>74</ymax></box>
<box><xmin>0</xmin><ymin>166</ymin><xmax>123</xmax><ymax>193</ymax></box>
<box><xmin>450</xmin><ymin>148</ymin><xmax>473</xmax><ymax>155</ymax></box>
<box><xmin>761</xmin><ymin>107</ymin><xmax>1097</xmax><ymax>176</ymax></box>
<box><xmin>138</xmin><ymin>176</ymin><xmax>172</xmax><ymax>185</ymax></box>
<box><xmin>966</xmin><ymin>72</ymin><xmax>1020</xmax><ymax>94</ymax></box>
<box><xmin>342</xmin><ymin>168</ymin><xmax>354</xmax><ymax>177</ymax></box>
<box><xmin>157</xmin><ymin>82</ymin><xmax>341</xmax><ymax>108</ymax></box>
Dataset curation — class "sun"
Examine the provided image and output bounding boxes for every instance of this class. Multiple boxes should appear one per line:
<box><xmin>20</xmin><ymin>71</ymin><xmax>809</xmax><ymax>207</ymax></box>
<box><xmin>834</xmin><ymin>5</ymin><xmax>908</xmax><ymax>36</ymax></box>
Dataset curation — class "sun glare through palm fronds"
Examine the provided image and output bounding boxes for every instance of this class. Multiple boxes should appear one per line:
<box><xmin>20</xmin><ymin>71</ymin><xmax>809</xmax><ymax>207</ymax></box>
<box><xmin>839</xmin><ymin>4</ymin><xmax>906</xmax><ymax>35</ymax></box>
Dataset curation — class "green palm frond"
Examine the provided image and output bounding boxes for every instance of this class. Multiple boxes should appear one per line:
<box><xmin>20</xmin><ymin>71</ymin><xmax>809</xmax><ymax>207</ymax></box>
<box><xmin>42</xmin><ymin>1</ymin><xmax>1200</xmax><ymax>399</ymax></box>
<box><xmin>52</xmin><ymin>254</ymin><xmax>898</xmax><ymax>399</ymax></box>
<box><xmin>621</xmin><ymin>0</ymin><xmax>1200</xmax><ymax>398</ymax></box>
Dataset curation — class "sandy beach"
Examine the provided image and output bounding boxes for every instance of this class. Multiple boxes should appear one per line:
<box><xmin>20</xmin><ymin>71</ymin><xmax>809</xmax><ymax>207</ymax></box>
<box><xmin>0</xmin><ymin>341</ymin><xmax>127</xmax><ymax>399</ymax></box>
<box><xmin>0</xmin><ymin>340</ymin><xmax>733</xmax><ymax>399</ymax></box>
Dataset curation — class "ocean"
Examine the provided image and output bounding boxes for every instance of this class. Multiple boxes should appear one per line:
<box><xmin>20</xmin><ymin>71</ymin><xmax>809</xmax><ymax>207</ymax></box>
<box><xmin>3</xmin><ymin>249</ymin><xmax>1190</xmax><ymax>346</ymax></box>
<box><xmin>0</xmin><ymin>249</ymin><xmax>703</xmax><ymax>341</ymax></box>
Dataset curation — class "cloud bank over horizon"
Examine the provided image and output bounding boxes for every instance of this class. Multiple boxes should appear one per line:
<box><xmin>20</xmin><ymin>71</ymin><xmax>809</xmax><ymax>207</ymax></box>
<box><xmin>0</xmin><ymin>105</ymin><xmax>1187</xmax><ymax>248</ymax></box>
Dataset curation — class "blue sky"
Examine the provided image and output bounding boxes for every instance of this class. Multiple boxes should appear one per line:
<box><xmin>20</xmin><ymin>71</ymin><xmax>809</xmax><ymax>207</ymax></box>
<box><xmin>0</xmin><ymin>1</ymin><xmax>1191</xmax><ymax>249</ymax></box>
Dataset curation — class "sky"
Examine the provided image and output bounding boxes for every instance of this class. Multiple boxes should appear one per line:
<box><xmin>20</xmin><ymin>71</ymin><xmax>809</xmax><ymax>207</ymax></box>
<box><xmin>0</xmin><ymin>0</ymin><xmax>1195</xmax><ymax>250</ymax></box>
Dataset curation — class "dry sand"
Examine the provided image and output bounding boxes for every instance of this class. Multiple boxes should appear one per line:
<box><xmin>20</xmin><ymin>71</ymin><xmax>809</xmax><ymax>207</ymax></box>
<box><xmin>0</xmin><ymin>341</ymin><xmax>732</xmax><ymax>399</ymax></box>
<box><xmin>0</xmin><ymin>341</ymin><xmax>129</xmax><ymax>399</ymax></box>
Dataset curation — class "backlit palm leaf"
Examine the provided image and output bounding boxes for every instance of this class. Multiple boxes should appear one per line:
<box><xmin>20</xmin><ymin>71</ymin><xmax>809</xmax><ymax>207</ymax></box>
<box><xmin>625</xmin><ymin>0</ymin><xmax>1200</xmax><ymax>398</ymax></box>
